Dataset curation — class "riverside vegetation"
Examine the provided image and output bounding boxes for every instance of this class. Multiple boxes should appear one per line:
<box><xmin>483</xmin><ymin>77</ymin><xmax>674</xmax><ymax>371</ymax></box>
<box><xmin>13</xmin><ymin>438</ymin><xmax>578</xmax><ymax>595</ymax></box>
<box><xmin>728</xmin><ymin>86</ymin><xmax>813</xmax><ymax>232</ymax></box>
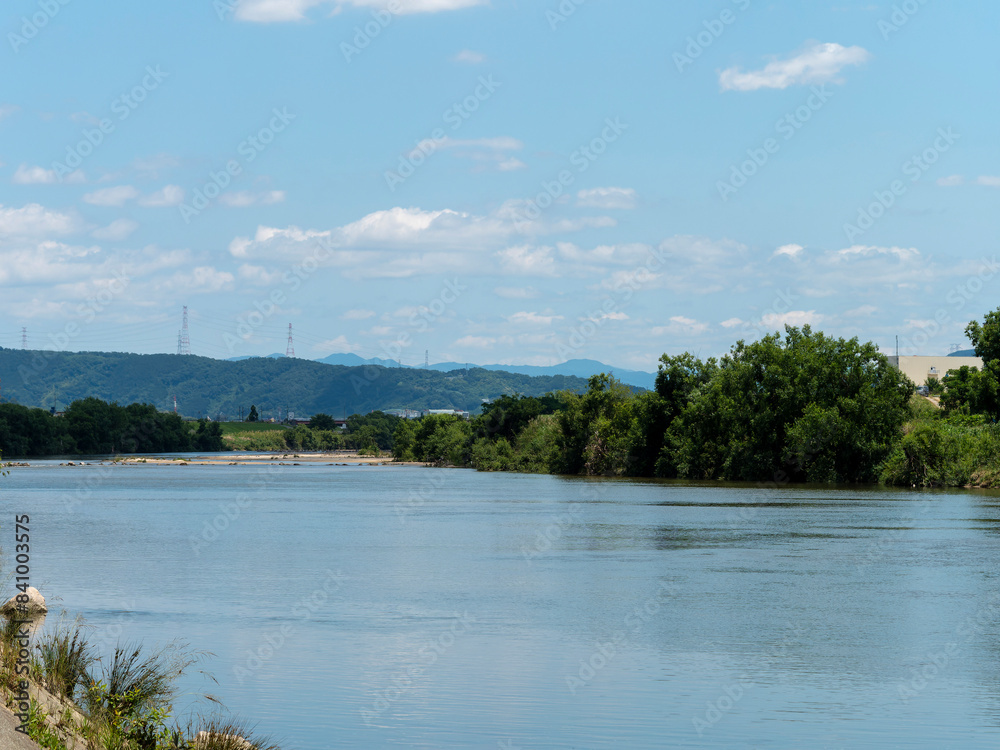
<box><xmin>7</xmin><ymin>319</ymin><xmax>1000</xmax><ymax>486</ymax></box>
<box><xmin>395</xmin><ymin>319</ymin><xmax>1000</xmax><ymax>489</ymax></box>
<box><xmin>0</xmin><ymin>604</ymin><xmax>283</xmax><ymax>748</ymax></box>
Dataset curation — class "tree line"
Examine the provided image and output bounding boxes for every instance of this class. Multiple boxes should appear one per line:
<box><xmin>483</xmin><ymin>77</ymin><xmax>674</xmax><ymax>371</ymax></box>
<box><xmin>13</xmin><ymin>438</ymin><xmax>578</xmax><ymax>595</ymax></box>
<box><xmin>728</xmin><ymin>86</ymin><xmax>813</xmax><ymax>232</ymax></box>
<box><xmin>394</xmin><ymin>326</ymin><xmax>915</xmax><ymax>484</ymax></box>
<box><xmin>0</xmin><ymin>397</ymin><xmax>224</xmax><ymax>457</ymax></box>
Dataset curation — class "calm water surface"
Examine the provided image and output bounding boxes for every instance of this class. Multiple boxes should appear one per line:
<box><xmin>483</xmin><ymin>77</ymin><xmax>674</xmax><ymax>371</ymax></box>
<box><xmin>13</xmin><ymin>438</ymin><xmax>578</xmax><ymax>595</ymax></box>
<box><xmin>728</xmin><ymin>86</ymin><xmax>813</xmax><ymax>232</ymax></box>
<box><xmin>3</xmin><ymin>461</ymin><xmax>1000</xmax><ymax>748</ymax></box>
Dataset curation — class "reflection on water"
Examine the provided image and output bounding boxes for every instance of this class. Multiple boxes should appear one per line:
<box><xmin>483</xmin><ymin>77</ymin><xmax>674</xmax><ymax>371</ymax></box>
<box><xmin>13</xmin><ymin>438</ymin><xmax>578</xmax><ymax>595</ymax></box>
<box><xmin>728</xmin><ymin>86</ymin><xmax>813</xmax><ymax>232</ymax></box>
<box><xmin>3</xmin><ymin>463</ymin><xmax>1000</xmax><ymax>748</ymax></box>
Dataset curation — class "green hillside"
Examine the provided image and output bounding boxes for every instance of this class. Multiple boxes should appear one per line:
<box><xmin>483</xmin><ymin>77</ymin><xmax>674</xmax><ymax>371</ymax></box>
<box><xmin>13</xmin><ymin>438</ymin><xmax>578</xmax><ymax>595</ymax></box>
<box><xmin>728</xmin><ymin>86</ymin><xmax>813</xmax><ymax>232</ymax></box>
<box><xmin>0</xmin><ymin>349</ymin><xmax>590</xmax><ymax>419</ymax></box>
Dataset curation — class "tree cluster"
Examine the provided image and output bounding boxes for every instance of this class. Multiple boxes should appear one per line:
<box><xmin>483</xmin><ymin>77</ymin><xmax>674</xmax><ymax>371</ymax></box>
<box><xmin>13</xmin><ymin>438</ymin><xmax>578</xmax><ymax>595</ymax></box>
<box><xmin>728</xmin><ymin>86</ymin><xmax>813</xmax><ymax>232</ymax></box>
<box><xmin>0</xmin><ymin>398</ymin><xmax>224</xmax><ymax>457</ymax></box>
<box><xmin>395</xmin><ymin>326</ymin><xmax>913</xmax><ymax>483</ymax></box>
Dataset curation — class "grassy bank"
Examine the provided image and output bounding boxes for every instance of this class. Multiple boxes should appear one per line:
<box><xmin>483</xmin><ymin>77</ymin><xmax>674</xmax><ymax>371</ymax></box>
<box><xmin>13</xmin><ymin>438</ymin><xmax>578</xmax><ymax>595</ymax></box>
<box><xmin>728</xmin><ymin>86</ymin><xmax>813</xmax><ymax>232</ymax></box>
<box><xmin>880</xmin><ymin>396</ymin><xmax>1000</xmax><ymax>488</ymax></box>
<box><xmin>0</xmin><ymin>606</ymin><xmax>282</xmax><ymax>749</ymax></box>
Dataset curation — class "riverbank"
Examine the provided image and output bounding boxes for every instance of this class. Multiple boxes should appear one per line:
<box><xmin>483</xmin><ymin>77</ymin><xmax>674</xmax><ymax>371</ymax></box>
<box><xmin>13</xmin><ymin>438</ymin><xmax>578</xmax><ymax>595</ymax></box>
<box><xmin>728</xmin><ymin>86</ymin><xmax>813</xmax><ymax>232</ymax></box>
<box><xmin>3</xmin><ymin>452</ymin><xmax>427</xmax><ymax>468</ymax></box>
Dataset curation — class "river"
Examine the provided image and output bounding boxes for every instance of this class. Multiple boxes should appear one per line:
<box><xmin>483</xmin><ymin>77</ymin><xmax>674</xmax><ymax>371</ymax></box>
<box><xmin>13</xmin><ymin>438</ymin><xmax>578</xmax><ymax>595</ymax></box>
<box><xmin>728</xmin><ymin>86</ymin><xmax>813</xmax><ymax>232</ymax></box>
<box><xmin>3</xmin><ymin>460</ymin><xmax>1000</xmax><ymax>748</ymax></box>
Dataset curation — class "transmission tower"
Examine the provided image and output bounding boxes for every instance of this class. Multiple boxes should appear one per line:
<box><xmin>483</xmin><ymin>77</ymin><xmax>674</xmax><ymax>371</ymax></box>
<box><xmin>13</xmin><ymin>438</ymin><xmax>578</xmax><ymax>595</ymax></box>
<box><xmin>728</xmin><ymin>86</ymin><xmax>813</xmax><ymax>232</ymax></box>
<box><xmin>177</xmin><ymin>306</ymin><xmax>191</xmax><ymax>355</ymax></box>
<box><xmin>425</xmin><ymin>350</ymin><xmax>429</xmax><ymax>368</ymax></box>
<box><xmin>286</xmin><ymin>324</ymin><xmax>295</xmax><ymax>358</ymax></box>
<box><xmin>21</xmin><ymin>327</ymin><xmax>27</xmax><ymax>350</ymax></box>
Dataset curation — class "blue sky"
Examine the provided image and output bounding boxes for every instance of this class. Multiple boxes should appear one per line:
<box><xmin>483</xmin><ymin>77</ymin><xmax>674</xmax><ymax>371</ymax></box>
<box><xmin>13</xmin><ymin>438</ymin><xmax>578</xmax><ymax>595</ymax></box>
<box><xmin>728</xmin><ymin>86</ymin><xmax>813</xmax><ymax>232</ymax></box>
<box><xmin>1</xmin><ymin>0</ymin><xmax>997</xmax><ymax>369</ymax></box>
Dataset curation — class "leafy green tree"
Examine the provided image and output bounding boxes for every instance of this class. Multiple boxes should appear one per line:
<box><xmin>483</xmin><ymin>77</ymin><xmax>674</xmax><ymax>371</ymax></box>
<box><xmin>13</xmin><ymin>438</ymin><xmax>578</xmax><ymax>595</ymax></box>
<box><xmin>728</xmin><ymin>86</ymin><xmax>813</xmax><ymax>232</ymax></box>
<box><xmin>247</xmin><ymin>405</ymin><xmax>259</xmax><ymax>423</ymax></box>
<box><xmin>965</xmin><ymin>308</ymin><xmax>1000</xmax><ymax>364</ymax></box>
<box><xmin>553</xmin><ymin>374</ymin><xmax>634</xmax><ymax>476</ymax></box>
<box><xmin>308</xmin><ymin>413</ymin><xmax>337</xmax><ymax>431</ymax></box>
<box><xmin>345</xmin><ymin>411</ymin><xmax>400</xmax><ymax>451</ymax></box>
<box><xmin>941</xmin><ymin>363</ymin><xmax>1000</xmax><ymax>418</ymax></box>
<box><xmin>194</xmin><ymin>419</ymin><xmax>224</xmax><ymax>451</ymax></box>
<box><xmin>392</xmin><ymin>420</ymin><xmax>417</xmax><ymax>461</ymax></box>
<box><xmin>665</xmin><ymin>326</ymin><xmax>911</xmax><ymax>483</ymax></box>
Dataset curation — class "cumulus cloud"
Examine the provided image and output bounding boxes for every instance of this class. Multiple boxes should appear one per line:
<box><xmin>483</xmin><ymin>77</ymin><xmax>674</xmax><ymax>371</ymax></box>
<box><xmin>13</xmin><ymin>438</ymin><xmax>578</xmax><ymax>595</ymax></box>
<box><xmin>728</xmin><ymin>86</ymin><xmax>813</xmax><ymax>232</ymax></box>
<box><xmin>341</xmin><ymin>309</ymin><xmax>376</xmax><ymax>320</ymax></box>
<box><xmin>83</xmin><ymin>185</ymin><xmax>140</xmax><ymax>207</ymax></box>
<box><xmin>92</xmin><ymin>219</ymin><xmax>139</xmax><ymax>241</ymax></box>
<box><xmin>760</xmin><ymin>310</ymin><xmax>824</xmax><ymax>328</ymax></box>
<box><xmin>234</xmin><ymin>0</ymin><xmax>486</xmax><ymax>23</ymax></box>
<box><xmin>507</xmin><ymin>311</ymin><xmax>564</xmax><ymax>326</ymax></box>
<box><xmin>651</xmin><ymin>316</ymin><xmax>711</xmax><ymax>337</ymax></box>
<box><xmin>773</xmin><ymin>243</ymin><xmax>804</xmax><ymax>259</ymax></box>
<box><xmin>453</xmin><ymin>49</ymin><xmax>486</xmax><ymax>64</ymax></box>
<box><xmin>496</xmin><ymin>245</ymin><xmax>556</xmax><ymax>277</ymax></box>
<box><xmin>218</xmin><ymin>190</ymin><xmax>286</xmax><ymax>207</ymax></box>
<box><xmin>835</xmin><ymin>244</ymin><xmax>919</xmax><ymax>262</ymax></box>
<box><xmin>576</xmin><ymin>187</ymin><xmax>637</xmax><ymax>210</ymax></box>
<box><xmin>937</xmin><ymin>175</ymin><xmax>964</xmax><ymax>187</ymax></box>
<box><xmin>0</xmin><ymin>203</ymin><xmax>82</xmax><ymax>237</ymax></box>
<box><xmin>976</xmin><ymin>176</ymin><xmax>1000</xmax><ymax>187</ymax></box>
<box><xmin>494</xmin><ymin>286</ymin><xmax>539</xmax><ymax>300</ymax></box>
<box><xmin>138</xmin><ymin>185</ymin><xmax>185</xmax><ymax>207</ymax></box>
<box><xmin>719</xmin><ymin>42</ymin><xmax>870</xmax><ymax>91</ymax></box>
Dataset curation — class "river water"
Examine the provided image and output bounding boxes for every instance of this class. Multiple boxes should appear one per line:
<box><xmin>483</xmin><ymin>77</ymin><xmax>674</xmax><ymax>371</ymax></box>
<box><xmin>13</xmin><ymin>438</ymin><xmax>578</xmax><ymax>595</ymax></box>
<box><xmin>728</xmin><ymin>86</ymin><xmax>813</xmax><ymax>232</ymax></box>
<box><xmin>3</xmin><ymin>460</ymin><xmax>1000</xmax><ymax>748</ymax></box>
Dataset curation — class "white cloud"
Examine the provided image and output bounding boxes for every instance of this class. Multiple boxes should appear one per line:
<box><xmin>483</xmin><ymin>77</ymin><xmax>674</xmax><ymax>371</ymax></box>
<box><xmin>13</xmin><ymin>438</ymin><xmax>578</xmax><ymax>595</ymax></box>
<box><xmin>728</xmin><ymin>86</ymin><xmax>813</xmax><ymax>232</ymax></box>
<box><xmin>314</xmin><ymin>335</ymin><xmax>361</xmax><ymax>354</ymax></box>
<box><xmin>494</xmin><ymin>286</ymin><xmax>539</xmax><ymax>299</ymax></box>
<box><xmin>937</xmin><ymin>175</ymin><xmax>964</xmax><ymax>187</ymax></box>
<box><xmin>760</xmin><ymin>310</ymin><xmax>824</xmax><ymax>328</ymax></box>
<box><xmin>836</xmin><ymin>244</ymin><xmax>919</xmax><ymax>262</ymax></box>
<box><xmin>975</xmin><ymin>176</ymin><xmax>1000</xmax><ymax>187</ymax></box>
<box><xmin>12</xmin><ymin>165</ymin><xmax>56</xmax><ymax>185</ymax></box>
<box><xmin>577</xmin><ymin>187</ymin><xmax>637</xmax><ymax>210</ymax></box>
<box><xmin>138</xmin><ymin>185</ymin><xmax>185</xmax><ymax>207</ymax></box>
<box><xmin>721</xmin><ymin>318</ymin><xmax>744</xmax><ymax>329</ymax></box>
<box><xmin>773</xmin><ymin>243</ymin><xmax>803</xmax><ymax>259</ymax></box>
<box><xmin>454</xmin><ymin>335</ymin><xmax>497</xmax><ymax>349</ymax></box>
<box><xmin>507</xmin><ymin>311</ymin><xmax>564</xmax><ymax>326</ymax></box>
<box><xmin>218</xmin><ymin>190</ymin><xmax>286</xmax><ymax>207</ymax></box>
<box><xmin>496</xmin><ymin>245</ymin><xmax>556</xmax><ymax>277</ymax></box>
<box><xmin>0</xmin><ymin>203</ymin><xmax>82</xmax><ymax>237</ymax></box>
<box><xmin>0</xmin><ymin>105</ymin><xmax>20</xmax><ymax>120</ymax></box>
<box><xmin>719</xmin><ymin>42</ymin><xmax>870</xmax><ymax>91</ymax></box>
<box><xmin>92</xmin><ymin>219</ymin><xmax>139</xmax><ymax>241</ymax></box>
<box><xmin>237</xmin><ymin>264</ymin><xmax>285</xmax><ymax>285</ymax></box>
<box><xmin>83</xmin><ymin>185</ymin><xmax>140</xmax><ymax>207</ymax></box>
<box><xmin>235</xmin><ymin>0</ymin><xmax>486</xmax><ymax>22</ymax></box>
<box><xmin>453</xmin><ymin>49</ymin><xmax>486</xmax><ymax>64</ymax></box>
<box><xmin>651</xmin><ymin>316</ymin><xmax>711</xmax><ymax>337</ymax></box>
<box><xmin>342</xmin><ymin>309</ymin><xmax>376</xmax><ymax>320</ymax></box>
<box><xmin>845</xmin><ymin>304</ymin><xmax>878</xmax><ymax>317</ymax></box>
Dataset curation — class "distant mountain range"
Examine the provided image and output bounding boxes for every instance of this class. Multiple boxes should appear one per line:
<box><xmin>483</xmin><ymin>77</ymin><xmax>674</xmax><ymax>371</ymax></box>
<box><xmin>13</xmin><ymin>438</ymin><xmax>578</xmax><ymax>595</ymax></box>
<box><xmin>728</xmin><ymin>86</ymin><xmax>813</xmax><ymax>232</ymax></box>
<box><xmin>0</xmin><ymin>349</ymin><xmax>593</xmax><ymax>418</ymax></box>
<box><xmin>236</xmin><ymin>353</ymin><xmax>658</xmax><ymax>390</ymax></box>
<box><xmin>948</xmin><ymin>349</ymin><xmax>977</xmax><ymax>357</ymax></box>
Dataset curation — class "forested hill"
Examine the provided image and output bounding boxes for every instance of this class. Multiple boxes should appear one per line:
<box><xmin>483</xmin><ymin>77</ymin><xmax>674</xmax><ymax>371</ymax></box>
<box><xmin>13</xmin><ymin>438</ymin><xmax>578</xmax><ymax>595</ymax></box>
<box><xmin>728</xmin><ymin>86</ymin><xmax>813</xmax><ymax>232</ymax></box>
<box><xmin>0</xmin><ymin>349</ymin><xmax>590</xmax><ymax>419</ymax></box>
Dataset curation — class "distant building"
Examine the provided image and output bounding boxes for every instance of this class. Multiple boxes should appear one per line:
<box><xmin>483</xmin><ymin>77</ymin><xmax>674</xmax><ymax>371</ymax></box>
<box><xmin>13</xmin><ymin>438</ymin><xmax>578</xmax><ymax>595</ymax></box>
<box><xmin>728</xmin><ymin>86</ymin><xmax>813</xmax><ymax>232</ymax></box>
<box><xmin>888</xmin><ymin>355</ymin><xmax>983</xmax><ymax>386</ymax></box>
<box><xmin>421</xmin><ymin>409</ymin><xmax>471</xmax><ymax>420</ymax></box>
